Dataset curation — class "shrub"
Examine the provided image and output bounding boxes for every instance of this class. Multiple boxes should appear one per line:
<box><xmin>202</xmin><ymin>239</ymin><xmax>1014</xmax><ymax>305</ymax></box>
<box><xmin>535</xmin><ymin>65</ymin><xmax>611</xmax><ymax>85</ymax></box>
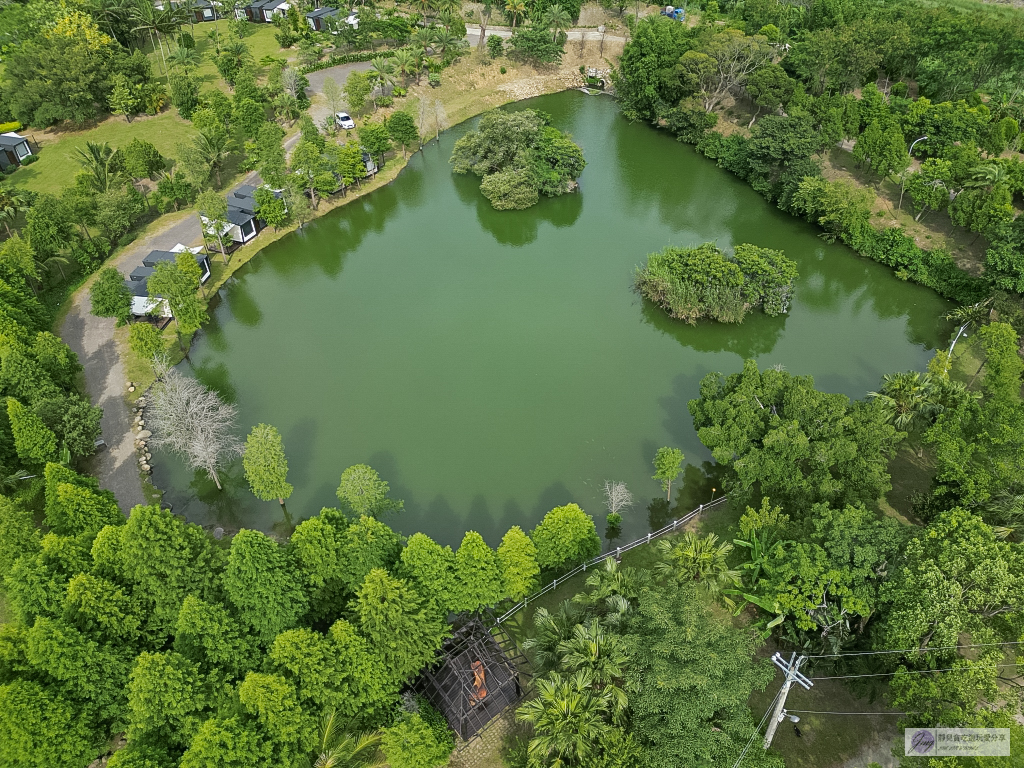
<box><xmin>530</xmin><ymin>503</ymin><xmax>601</xmax><ymax>572</ymax></box>
<box><xmin>606</xmin><ymin>512</ymin><xmax>622</xmax><ymax>528</ymax></box>
<box><xmin>21</xmin><ymin>154</ymin><xmax>38</xmax><ymax>165</ymax></box>
<box><xmin>0</xmin><ymin>121</ymin><xmax>22</xmax><ymax>132</ymax></box>
<box><xmin>499</xmin><ymin>66</ymin><xmax>507</xmax><ymax>74</ymax></box>
<box><xmin>428</xmin><ymin>73</ymin><xmax>441</xmax><ymax>88</ymax></box>
<box><xmin>416</xmin><ymin>697</ymin><xmax>455</xmax><ymax>756</ymax></box>
<box><xmin>376</xmin><ymin>96</ymin><xmax>394</xmax><ymax>108</ymax></box>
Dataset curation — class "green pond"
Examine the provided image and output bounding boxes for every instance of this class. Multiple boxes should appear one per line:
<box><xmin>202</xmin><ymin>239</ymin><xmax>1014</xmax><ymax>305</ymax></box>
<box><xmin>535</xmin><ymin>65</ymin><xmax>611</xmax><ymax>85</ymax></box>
<box><xmin>155</xmin><ymin>90</ymin><xmax>951</xmax><ymax>547</ymax></box>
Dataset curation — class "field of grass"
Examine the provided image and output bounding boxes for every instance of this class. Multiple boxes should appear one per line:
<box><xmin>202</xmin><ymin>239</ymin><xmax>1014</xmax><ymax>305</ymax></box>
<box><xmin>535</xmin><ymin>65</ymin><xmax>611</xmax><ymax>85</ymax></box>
<box><xmin>144</xmin><ymin>20</ymin><xmax>292</xmax><ymax>94</ymax></box>
<box><xmin>13</xmin><ymin>111</ymin><xmax>198</xmax><ymax>195</ymax></box>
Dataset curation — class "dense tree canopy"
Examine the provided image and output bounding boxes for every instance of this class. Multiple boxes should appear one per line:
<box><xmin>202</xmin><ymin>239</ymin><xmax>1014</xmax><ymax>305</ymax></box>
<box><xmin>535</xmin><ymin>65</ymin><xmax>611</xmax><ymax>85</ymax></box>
<box><xmin>636</xmin><ymin>242</ymin><xmax>798</xmax><ymax>324</ymax></box>
<box><xmin>451</xmin><ymin>109</ymin><xmax>585</xmax><ymax>210</ymax></box>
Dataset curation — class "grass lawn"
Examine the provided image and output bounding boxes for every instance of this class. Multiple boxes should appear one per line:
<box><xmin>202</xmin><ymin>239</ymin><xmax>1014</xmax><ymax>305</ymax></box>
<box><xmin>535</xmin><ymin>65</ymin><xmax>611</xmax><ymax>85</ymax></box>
<box><xmin>748</xmin><ymin>671</ymin><xmax>901</xmax><ymax>768</ymax></box>
<box><xmin>145</xmin><ymin>20</ymin><xmax>292</xmax><ymax>94</ymax></box>
<box><xmin>13</xmin><ymin>111</ymin><xmax>198</xmax><ymax>196</ymax></box>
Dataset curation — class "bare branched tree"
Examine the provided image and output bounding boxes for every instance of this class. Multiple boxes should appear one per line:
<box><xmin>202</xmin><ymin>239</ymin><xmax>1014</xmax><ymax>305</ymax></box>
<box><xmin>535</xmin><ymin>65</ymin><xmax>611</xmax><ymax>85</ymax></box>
<box><xmin>282</xmin><ymin>66</ymin><xmax>301</xmax><ymax>99</ymax></box>
<box><xmin>148</xmin><ymin>366</ymin><xmax>243</xmax><ymax>490</ymax></box>
<box><xmin>603</xmin><ymin>480</ymin><xmax>634</xmax><ymax>517</ymax></box>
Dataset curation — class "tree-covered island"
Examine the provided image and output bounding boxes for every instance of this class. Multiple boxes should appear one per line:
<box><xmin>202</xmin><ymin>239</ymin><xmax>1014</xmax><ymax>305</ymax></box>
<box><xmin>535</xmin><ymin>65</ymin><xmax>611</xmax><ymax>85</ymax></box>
<box><xmin>450</xmin><ymin>108</ymin><xmax>585</xmax><ymax>211</ymax></box>
<box><xmin>635</xmin><ymin>242</ymin><xmax>798</xmax><ymax>324</ymax></box>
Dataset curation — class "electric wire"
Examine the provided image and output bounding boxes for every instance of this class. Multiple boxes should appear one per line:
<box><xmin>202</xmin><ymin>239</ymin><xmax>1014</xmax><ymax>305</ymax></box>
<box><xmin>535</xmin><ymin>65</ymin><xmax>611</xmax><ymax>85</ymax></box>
<box><xmin>784</xmin><ymin>709</ymin><xmax>910</xmax><ymax>716</ymax></box>
<box><xmin>810</xmin><ymin>662</ymin><xmax>1022</xmax><ymax>681</ymax></box>
<box><xmin>731</xmin><ymin>687</ymin><xmax>784</xmax><ymax>768</ymax></box>
<box><xmin>804</xmin><ymin>640</ymin><xmax>1024</xmax><ymax>659</ymax></box>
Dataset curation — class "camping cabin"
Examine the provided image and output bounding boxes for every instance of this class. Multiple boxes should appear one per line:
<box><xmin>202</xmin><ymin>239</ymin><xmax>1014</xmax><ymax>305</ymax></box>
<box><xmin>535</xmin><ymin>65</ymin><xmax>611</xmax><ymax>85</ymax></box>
<box><xmin>305</xmin><ymin>6</ymin><xmax>339</xmax><ymax>30</ymax></box>
<box><xmin>0</xmin><ymin>133</ymin><xmax>32</xmax><ymax>169</ymax></box>
<box><xmin>192</xmin><ymin>0</ymin><xmax>219</xmax><ymax>22</ymax></box>
<box><xmin>125</xmin><ymin>278</ymin><xmax>171</xmax><ymax>319</ymax></box>
<box><xmin>142</xmin><ymin>248</ymin><xmax>212</xmax><ymax>283</ymax></box>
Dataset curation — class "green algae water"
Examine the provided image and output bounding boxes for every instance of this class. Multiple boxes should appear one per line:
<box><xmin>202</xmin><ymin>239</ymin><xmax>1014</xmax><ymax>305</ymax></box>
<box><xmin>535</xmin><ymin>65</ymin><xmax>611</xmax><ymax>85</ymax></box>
<box><xmin>154</xmin><ymin>91</ymin><xmax>951</xmax><ymax>546</ymax></box>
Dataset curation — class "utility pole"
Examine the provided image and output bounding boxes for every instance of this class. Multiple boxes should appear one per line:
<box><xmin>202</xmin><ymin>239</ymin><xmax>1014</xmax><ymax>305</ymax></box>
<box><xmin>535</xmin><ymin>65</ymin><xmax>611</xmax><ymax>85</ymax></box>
<box><xmin>763</xmin><ymin>652</ymin><xmax>813</xmax><ymax>749</ymax></box>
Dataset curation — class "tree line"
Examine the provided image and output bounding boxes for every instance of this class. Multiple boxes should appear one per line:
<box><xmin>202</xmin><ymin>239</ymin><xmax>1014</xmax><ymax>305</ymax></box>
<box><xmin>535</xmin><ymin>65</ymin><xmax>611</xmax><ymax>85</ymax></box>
<box><xmin>613</xmin><ymin>0</ymin><xmax>1024</xmax><ymax>314</ymax></box>
<box><xmin>0</xmin><ymin>445</ymin><xmax>607</xmax><ymax>767</ymax></box>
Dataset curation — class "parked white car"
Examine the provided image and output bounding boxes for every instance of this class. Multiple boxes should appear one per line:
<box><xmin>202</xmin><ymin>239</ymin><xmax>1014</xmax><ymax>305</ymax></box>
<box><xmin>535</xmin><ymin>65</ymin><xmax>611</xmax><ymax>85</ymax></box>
<box><xmin>335</xmin><ymin>112</ymin><xmax>356</xmax><ymax>129</ymax></box>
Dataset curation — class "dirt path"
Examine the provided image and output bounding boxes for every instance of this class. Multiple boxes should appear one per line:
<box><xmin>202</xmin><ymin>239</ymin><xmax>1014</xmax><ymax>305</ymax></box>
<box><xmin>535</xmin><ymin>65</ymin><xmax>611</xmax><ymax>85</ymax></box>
<box><xmin>60</xmin><ymin>210</ymin><xmax>204</xmax><ymax>513</ymax></box>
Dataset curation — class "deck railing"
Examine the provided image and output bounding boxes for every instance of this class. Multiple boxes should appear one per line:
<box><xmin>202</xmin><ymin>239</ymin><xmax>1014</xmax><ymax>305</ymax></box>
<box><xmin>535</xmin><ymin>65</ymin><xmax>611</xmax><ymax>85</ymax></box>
<box><xmin>493</xmin><ymin>495</ymin><xmax>728</xmax><ymax>625</ymax></box>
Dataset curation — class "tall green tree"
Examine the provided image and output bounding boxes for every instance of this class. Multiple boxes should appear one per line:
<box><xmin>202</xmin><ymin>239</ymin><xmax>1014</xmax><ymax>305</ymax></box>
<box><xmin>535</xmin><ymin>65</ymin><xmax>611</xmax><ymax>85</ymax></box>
<box><xmin>382</xmin><ymin>713</ymin><xmax>450</xmax><ymax>768</ymax></box>
<box><xmin>652</xmin><ymin>446</ymin><xmax>684</xmax><ymax>501</ymax></box>
<box><xmin>243</xmin><ymin>423</ymin><xmax>293</xmax><ymax>505</ymax></box>
<box><xmin>624</xmin><ymin>585</ymin><xmax>779</xmax><ymax>768</ymax></box>
<box><xmin>497</xmin><ymin>525</ymin><xmax>540</xmax><ymax>601</ymax></box>
<box><xmin>336</xmin><ymin>464</ymin><xmax>403</xmax><ymax>518</ymax></box>
<box><xmin>452</xmin><ymin>531</ymin><xmax>504</xmax><ymax>612</ymax></box>
<box><xmin>688</xmin><ymin>360</ymin><xmax>902</xmax><ymax>509</ymax></box>
<box><xmin>90</xmin><ymin>267</ymin><xmax>133</xmax><ymax>325</ymax></box>
<box><xmin>223</xmin><ymin>529</ymin><xmax>307</xmax><ymax>643</ymax></box>
<box><xmin>399</xmin><ymin>532</ymin><xmax>457</xmax><ymax>615</ymax></box>
<box><xmin>355</xmin><ymin>568</ymin><xmax>447</xmax><ymax>686</ymax></box>
<box><xmin>531</xmin><ymin>504</ymin><xmax>601</xmax><ymax>571</ymax></box>
<box><xmin>6</xmin><ymin>397</ymin><xmax>57</xmax><ymax>464</ymax></box>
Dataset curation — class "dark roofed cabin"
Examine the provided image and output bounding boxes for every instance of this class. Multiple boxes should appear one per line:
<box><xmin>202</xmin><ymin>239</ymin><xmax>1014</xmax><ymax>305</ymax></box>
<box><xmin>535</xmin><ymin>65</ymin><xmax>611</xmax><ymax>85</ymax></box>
<box><xmin>305</xmin><ymin>6</ymin><xmax>339</xmax><ymax>31</ymax></box>
<box><xmin>192</xmin><ymin>0</ymin><xmax>219</xmax><ymax>22</ymax></box>
<box><xmin>0</xmin><ymin>133</ymin><xmax>32</xmax><ymax>170</ymax></box>
<box><xmin>142</xmin><ymin>250</ymin><xmax>212</xmax><ymax>283</ymax></box>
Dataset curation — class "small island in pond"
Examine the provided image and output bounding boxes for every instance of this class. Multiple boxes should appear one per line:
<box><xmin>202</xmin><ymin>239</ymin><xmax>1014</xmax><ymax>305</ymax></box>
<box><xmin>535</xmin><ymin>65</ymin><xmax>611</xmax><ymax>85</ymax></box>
<box><xmin>450</xmin><ymin>108</ymin><xmax>585</xmax><ymax>211</ymax></box>
<box><xmin>635</xmin><ymin>242</ymin><xmax>798</xmax><ymax>324</ymax></box>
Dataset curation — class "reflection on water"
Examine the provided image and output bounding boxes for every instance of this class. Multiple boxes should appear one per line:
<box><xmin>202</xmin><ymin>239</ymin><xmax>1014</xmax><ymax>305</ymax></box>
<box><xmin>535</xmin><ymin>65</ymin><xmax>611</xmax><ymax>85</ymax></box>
<box><xmin>153</xmin><ymin>91</ymin><xmax>952</xmax><ymax>548</ymax></box>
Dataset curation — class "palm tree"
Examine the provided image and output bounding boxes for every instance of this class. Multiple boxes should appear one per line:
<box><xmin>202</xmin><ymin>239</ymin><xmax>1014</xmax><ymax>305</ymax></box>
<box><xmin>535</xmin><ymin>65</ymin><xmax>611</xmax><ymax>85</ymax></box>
<box><xmin>655</xmin><ymin>532</ymin><xmax>742</xmax><ymax>602</ymax></box>
<box><xmin>74</xmin><ymin>141</ymin><xmax>122</xmax><ymax>193</ymax></box>
<box><xmin>516</xmin><ymin>671</ymin><xmax>615</xmax><ymax>767</ymax></box>
<box><xmin>505</xmin><ymin>0</ymin><xmax>526</xmax><ymax>28</ymax></box>
<box><xmin>168</xmin><ymin>45</ymin><xmax>201</xmax><ymax>69</ymax></box>
<box><xmin>272</xmin><ymin>92</ymin><xmax>300</xmax><ymax>125</ymax></box>
<box><xmin>0</xmin><ymin>187</ymin><xmax>29</xmax><ymax>237</ymax></box>
<box><xmin>130</xmin><ymin>1</ymin><xmax>184</xmax><ymax>75</ymax></box>
<box><xmin>301</xmin><ymin>710</ymin><xmax>385</xmax><ymax>768</ymax></box>
<box><xmin>91</xmin><ymin>0</ymin><xmax>137</xmax><ymax>47</ymax></box>
<box><xmin>193</xmin><ymin>130</ymin><xmax>233</xmax><ymax>188</ymax></box>
<box><xmin>965</xmin><ymin>162</ymin><xmax>1009</xmax><ymax>190</ymax></box>
<box><xmin>35</xmin><ymin>252</ymin><xmax>72</xmax><ymax>282</ymax></box>
<box><xmin>542</xmin><ymin>3</ymin><xmax>572</xmax><ymax>42</ymax></box>
<box><xmin>369</xmin><ymin>56</ymin><xmax>396</xmax><ymax>108</ymax></box>
<box><xmin>521</xmin><ymin>600</ymin><xmax>588</xmax><ymax>674</ymax></box>
<box><xmin>222</xmin><ymin>40</ymin><xmax>254</xmax><ymax>78</ymax></box>
<box><xmin>431</xmin><ymin>28</ymin><xmax>461</xmax><ymax>59</ymax></box>
<box><xmin>410</xmin><ymin>28</ymin><xmax>435</xmax><ymax>55</ymax></box>
<box><xmin>868</xmin><ymin>371</ymin><xmax>934</xmax><ymax>432</ymax></box>
<box><xmin>415</xmin><ymin>0</ymin><xmax>432</xmax><ymax>24</ymax></box>
<box><xmin>575</xmin><ymin>556</ymin><xmax>648</xmax><ymax>614</ymax></box>
<box><xmin>390</xmin><ymin>48</ymin><xmax>417</xmax><ymax>86</ymax></box>
<box><xmin>556</xmin><ymin>619</ymin><xmax>629</xmax><ymax>702</ymax></box>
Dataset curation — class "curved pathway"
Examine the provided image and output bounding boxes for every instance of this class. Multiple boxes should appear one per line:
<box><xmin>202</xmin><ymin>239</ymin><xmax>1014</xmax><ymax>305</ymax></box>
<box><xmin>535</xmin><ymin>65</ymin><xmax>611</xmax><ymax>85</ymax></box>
<box><xmin>60</xmin><ymin>211</ymin><xmax>203</xmax><ymax>513</ymax></box>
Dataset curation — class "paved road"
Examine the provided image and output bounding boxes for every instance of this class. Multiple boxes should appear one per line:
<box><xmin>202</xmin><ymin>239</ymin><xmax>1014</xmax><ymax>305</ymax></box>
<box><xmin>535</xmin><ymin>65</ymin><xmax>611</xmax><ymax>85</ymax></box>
<box><xmin>304</xmin><ymin>60</ymin><xmax>374</xmax><ymax>127</ymax></box>
<box><xmin>61</xmin><ymin>211</ymin><xmax>205</xmax><ymax>513</ymax></box>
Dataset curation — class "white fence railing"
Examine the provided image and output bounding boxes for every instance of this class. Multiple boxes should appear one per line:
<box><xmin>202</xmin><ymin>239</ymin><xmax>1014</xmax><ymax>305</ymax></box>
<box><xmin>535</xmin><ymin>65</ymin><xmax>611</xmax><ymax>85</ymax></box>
<box><xmin>493</xmin><ymin>495</ymin><xmax>728</xmax><ymax>625</ymax></box>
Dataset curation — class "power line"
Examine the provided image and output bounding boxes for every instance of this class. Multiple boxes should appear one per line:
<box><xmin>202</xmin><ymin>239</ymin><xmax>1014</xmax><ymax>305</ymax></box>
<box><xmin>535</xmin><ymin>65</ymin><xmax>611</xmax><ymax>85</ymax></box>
<box><xmin>811</xmin><ymin>662</ymin><xmax>1022</xmax><ymax>681</ymax></box>
<box><xmin>785</xmin><ymin>709</ymin><xmax>910</xmax><ymax>716</ymax></box>
<box><xmin>731</xmin><ymin>688</ymin><xmax>783</xmax><ymax>768</ymax></box>
<box><xmin>804</xmin><ymin>640</ymin><xmax>1024</xmax><ymax>660</ymax></box>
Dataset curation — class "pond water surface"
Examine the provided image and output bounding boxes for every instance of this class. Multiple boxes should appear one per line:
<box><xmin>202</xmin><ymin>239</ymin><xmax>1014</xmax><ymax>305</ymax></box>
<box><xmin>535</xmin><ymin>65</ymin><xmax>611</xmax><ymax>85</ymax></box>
<box><xmin>154</xmin><ymin>91</ymin><xmax>951</xmax><ymax>546</ymax></box>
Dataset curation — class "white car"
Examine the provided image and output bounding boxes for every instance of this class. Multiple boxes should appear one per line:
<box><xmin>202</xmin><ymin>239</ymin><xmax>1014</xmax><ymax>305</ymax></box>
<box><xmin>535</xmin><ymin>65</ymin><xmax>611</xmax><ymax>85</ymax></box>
<box><xmin>335</xmin><ymin>112</ymin><xmax>356</xmax><ymax>129</ymax></box>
